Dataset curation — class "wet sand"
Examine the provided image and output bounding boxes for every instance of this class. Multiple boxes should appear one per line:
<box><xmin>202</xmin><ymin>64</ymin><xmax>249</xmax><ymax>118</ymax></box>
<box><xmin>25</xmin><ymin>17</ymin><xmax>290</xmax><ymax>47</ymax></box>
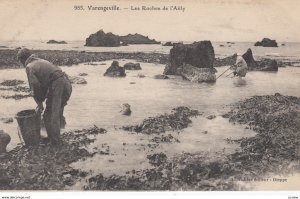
<box><xmin>1</xmin><ymin>94</ymin><xmax>299</xmax><ymax>190</ymax></box>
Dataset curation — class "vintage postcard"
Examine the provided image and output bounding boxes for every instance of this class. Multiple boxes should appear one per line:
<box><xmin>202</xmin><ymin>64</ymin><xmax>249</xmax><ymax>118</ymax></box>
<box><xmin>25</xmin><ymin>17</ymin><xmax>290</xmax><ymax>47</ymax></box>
<box><xmin>0</xmin><ymin>0</ymin><xmax>300</xmax><ymax>197</ymax></box>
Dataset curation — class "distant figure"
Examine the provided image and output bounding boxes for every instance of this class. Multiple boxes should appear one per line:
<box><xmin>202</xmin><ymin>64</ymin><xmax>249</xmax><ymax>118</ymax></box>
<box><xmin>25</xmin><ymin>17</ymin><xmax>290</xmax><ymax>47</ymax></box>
<box><xmin>17</xmin><ymin>48</ymin><xmax>72</xmax><ymax>145</ymax></box>
<box><xmin>232</xmin><ymin>56</ymin><xmax>248</xmax><ymax>77</ymax></box>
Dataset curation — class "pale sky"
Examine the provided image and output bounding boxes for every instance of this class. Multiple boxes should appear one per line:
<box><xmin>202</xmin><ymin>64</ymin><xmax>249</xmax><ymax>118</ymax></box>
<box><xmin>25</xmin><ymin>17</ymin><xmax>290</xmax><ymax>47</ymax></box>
<box><xmin>0</xmin><ymin>0</ymin><xmax>299</xmax><ymax>42</ymax></box>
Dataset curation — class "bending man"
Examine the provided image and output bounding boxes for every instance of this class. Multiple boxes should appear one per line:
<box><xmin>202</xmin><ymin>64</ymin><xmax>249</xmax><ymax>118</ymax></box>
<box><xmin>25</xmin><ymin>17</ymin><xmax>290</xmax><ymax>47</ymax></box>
<box><xmin>17</xmin><ymin>48</ymin><xmax>72</xmax><ymax>145</ymax></box>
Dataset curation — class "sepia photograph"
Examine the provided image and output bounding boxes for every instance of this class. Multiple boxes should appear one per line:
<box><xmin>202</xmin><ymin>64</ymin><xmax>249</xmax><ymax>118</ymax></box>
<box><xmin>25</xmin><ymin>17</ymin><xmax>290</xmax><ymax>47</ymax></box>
<box><xmin>0</xmin><ymin>0</ymin><xmax>300</xmax><ymax>197</ymax></box>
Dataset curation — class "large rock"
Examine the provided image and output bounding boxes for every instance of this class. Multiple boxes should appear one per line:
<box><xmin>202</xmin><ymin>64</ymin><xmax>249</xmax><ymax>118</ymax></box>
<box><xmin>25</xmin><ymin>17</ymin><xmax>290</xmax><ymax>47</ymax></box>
<box><xmin>46</xmin><ymin>40</ymin><xmax>67</xmax><ymax>44</ymax></box>
<box><xmin>164</xmin><ymin>41</ymin><xmax>215</xmax><ymax>75</ymax></box>
<box><xmin>214</xmin><ymin>54</ymin><xmax>237</xmax><ymax>67</ymax></box>
<box><xmin>85</xmin><ymin>30</ymin><xmax>160</xmax><ymax>46</ymax></box>
<box><xmin>0</xmin><ymin>130</ymin><xmax>11</xmax><ymax>153</ymax></box>
<box><xmin>179</xmin><ymin>64</ymin><xmax>216</xmax><ymax>83</ymax></box>
<box><xmin>242</xmin><ymin>48</ymin><xmax>258</xmax><ymax>69</ymax></box>
<box><xmin>123</xmin><ymin>62</ymin><xmax>142</xmax><ymax>70</ymax></box>
<box><xmin>254</xmin><ymin>38</ymin><xmax>278</xmax><ymax>47</ymax></box>
<box><xmin>104</xmin><ymin>61</ymin><xmax>126</xmax><ymax>77</ymax></box>
<box><xmin>120</xmin><ymin>33</ymin><xmax>160</xmax><ymax>45</ymax></box>
<box><xmin>85</xmin><ymin>30</ymin><xmax>121</xmax><ymax>47</ymax></box>
<box><xmin>257</xmin><ymin>59</ymin><xmax>278</xmax><ymax>71</ymax></box>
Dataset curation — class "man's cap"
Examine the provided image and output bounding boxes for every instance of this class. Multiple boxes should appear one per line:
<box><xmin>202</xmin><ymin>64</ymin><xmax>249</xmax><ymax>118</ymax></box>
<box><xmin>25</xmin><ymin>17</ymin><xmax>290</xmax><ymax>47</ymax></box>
<box><xmin>17</xmin><ymin>48</ymin><xmax>32</xmax><ymax>61</ymax></box>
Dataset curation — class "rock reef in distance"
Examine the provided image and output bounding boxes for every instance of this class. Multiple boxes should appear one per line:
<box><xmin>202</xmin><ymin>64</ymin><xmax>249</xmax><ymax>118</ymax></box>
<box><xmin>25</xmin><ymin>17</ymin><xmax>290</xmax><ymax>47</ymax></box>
<box><xmin>120</xmin><ymin>33</ymin><xmax>160</xmax><ymax>45</ymax></box>
<box><xmin>47</xmin><ymin>40</ymin><xmax>67</xmax><ymax>44</ymax></box>
<box><xmin>254</xmin><ymin>38</ymin><xmax>278</xmax><ymax>47</ymax></box>
<box><xmin>85</xmin><ymin>30</ymin><xmax>160</xmax><ymax>47</ymax></box>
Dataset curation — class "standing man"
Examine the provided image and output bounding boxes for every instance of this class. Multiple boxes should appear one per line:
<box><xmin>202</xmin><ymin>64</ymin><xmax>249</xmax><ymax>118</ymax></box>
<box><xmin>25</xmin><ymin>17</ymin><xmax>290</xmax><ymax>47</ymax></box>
<box><xmin>17</xmin><ymin>48</ymin><xmax>72</xmax><ymax>145</ymax></box>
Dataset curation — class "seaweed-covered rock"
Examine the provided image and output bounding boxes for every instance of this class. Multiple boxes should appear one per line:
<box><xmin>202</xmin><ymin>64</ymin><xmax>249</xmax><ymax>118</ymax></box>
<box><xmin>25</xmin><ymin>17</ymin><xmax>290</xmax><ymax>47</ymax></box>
<box><xmin>104</xmin><ymin>61</ymin><xmax>126</xmax><ymax>77</ymax></box>
<box><xmin>46</xmin><ymin>40</ymin><xmax>67</xmax><ymax>44</ymax></box>
<box><xmin>242</xmin><ymin>48</ymin><xmax>258</xmax><ymax>69</ymax></box>
<box><xmin>123</xmin><ymin>62</ymin><xmax>142</xmax><ymax>70</ymax></box>
<box><xmin>85</xmin><ymin>30</ymin><xmax>121</xmax><ymax>47</ymax></box>
<box><xmin>122</xmin><ymin>106</ymin><xmax>200</xmax><ymax>134</ymax></box>
<box><xmin>0</xmin><ymin>80</ymin><xmax>25</xmax><ymax>86</ymax></box>
<box><xmin>179</xmin><ymin>64</ymin><xmax>216</xmax><ymax>83</ymax></box>
<box><xmin>153</xmin><ymin>74</ymin><xmax>169</xmax><ymax>79</ymax></box>
<box><xmin>164</xmin><ymin>41</ymin><xmax>215</xmax><ymax>75</ymax></box>
<box><xmin>0</xmin><ymin>130</ymin><xmax>11</xmax><ymax>153</ymax></box>
<box><xmin>254</xmin><ymin>38</ymin><xmax>278</xmax><ymax>47</ymax></box>
<box><xmin>214</xmin><ymin>54</ymin><xmax>237</xmax><ymax>67</ymax></box>
<box><xmin>257</xmin><ymin>59</ymin><xmax>278</xmax><ymax>71</ymax></box>
<box><xmin>147</xmin><ymin>153</ymin><xmax>167</xmax><ymax>167</ymax></box>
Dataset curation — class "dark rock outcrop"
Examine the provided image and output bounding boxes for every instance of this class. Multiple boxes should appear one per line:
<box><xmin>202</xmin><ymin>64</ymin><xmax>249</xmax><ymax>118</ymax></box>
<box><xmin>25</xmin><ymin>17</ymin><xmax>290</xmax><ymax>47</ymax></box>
<box><xmin>242</xmin><ymin>48</ymin><xmax>278</xmax><ymax>71</ymax></box>
<box><xmin>164</xmin><ymin>41</ymin><xmax>215</xmax><ymax>75</ymax></box>
<box><xmin>254</xmin><ymin>38</ymin><xmax>278</xmax><ymax>47</ymax></box>
<box><xmin>85</xmin><ymin>30</ymin><xmax>160</xmax><ymax>47</ymax></box>
<box><xmin>257</xmin><ymin>59</ymin><xmax>278</xmax><ymax>71</ymax></box>
<box><xmin>47</xmin><ymin>40</ymin><xmax>67</xmax><ymax>44</ymax></box>
<box><xmin>104</xmin><ymin>61</ymin><xmax>126</xmax><ymax>77</ymax></box>
<box><xmin>153</xmin><ymin>74</ymin><xmax>169</xmax><ymax>79</ymax></box>
<box><xmin>214</xmin><ymin>54</ymin><xmax>237</xmax><ymax>67</ymax></box>
<box><xmin>120</xmin><ymin>33</ymin><xmax>160</xmax><ymax>45</ymax></box>
<box><xmin>162</xmin><ymin>42</ymin><xmax>173</xmax><ymax>46</ymax></box>
<box><xmin>123</xmin><ymin>62</ymin><xmax>142</xmax><ymax>70</ymax></box>
<box><xmin>85</xmin><ymin>30</ymin><xmax>121</xmax><ymax>47</ymax></box>
<box><xmin>242</xmin><ymin>48</ymin><xmax>258</xmax><ymax>69</ymax></box>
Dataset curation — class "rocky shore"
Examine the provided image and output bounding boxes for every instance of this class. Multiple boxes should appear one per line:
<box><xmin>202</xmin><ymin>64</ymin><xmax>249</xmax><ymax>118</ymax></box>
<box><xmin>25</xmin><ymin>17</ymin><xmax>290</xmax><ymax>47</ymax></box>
<box><xmin>0</xmin><ymin>49</ymin><xmax>169</xmax><ymax>69</ymax></box>
<box><xmin>1</xmin><ymin>94</ymin><xmax>299</xmax><ymax>190</ymax></box>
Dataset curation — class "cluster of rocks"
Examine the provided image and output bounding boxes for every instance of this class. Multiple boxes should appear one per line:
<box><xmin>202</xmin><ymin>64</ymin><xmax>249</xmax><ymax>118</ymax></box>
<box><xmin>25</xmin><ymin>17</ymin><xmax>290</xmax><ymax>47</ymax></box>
<box><xmin>242</xmin><ymin>48</ymin><xmax>278</xmax><ymax>71</ymax></box>
<box><xmin>85</xmin><ymin>30</ymin><xmax>160</xmax><ymax>47</ymax></box>
<box><xmin>163</xmin><ymin>41</ymin><xmax>217</xmax><ymax>83</ymax></box>
<box><xmin>213</xmin><ymin>49</ymin><xmax>279</xmax><ymax>71</ymax></box>
<box><xmin>254</xmin><ymin>38</ymin><xmax>278</xmax><ymax>47</ymax></box>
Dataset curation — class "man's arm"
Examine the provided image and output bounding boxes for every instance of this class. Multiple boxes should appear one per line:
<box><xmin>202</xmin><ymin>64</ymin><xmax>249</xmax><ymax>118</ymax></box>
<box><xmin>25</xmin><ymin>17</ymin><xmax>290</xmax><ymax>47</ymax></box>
<box><xmin>26</xmin><ymin>66</ymin><xmax>46</xmax><ymax>105</ymax></box>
